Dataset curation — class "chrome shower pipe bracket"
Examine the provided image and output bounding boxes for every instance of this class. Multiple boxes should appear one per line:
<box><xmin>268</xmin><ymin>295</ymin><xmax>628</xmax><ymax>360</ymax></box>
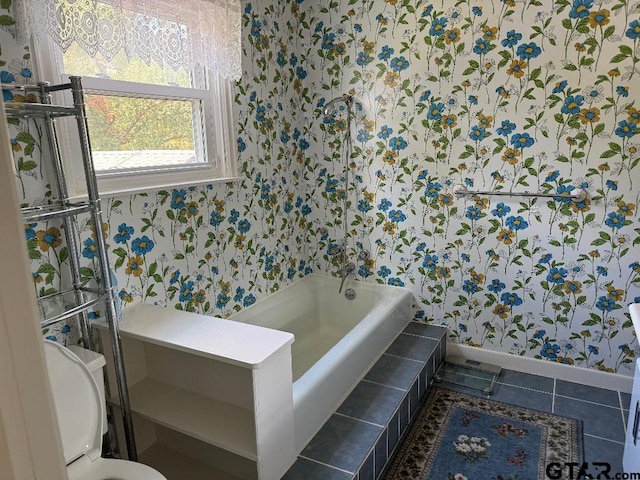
<box><xmin>357</xmin><ymin>249</ymin><xmax>370</xmax><ymax>261</ymax></box>
<box><xmin>323</xmin><ymin>94</ymin><xmax>354</xmax><ymax>115</ymax></box>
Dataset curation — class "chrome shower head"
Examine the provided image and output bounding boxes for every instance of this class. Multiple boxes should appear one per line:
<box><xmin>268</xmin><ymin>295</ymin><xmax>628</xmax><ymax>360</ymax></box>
<box><xmin>323</xmin><ymin>94</ymin><xmax>354</xmax><ymax>115</ymax></box>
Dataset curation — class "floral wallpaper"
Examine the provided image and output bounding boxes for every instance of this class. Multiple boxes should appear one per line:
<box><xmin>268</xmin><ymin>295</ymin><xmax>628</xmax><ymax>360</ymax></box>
<box><xmin>293</xmin><ymin>0</ymin><xmax>640</xmax><ymax>375</ymax></box>
<box><xmin>3</xmin><ymin>0</ymin><xmax>640</xmax><ymax>376</ymax></box>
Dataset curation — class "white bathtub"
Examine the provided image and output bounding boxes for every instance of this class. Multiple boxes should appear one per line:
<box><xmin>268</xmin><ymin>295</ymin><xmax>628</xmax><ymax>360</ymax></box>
<box><xmin>230</xmin><ymin>274</ymin><xmax>413</xmax><ymax>452</ymax></box>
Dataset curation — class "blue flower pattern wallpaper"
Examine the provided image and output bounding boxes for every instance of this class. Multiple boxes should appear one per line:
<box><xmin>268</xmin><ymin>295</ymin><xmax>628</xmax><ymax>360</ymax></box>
<box><xmin>3</xmin><ymin>0</ymin><xmax>640</xmax><ymax>376</ymax></box>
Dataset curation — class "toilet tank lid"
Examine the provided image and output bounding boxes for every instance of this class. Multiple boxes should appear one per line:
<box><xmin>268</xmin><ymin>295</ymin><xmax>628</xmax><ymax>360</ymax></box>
<box><xmin>43</xmin><ymin>340</ymin><xmax>103</xmax><ymax>464</ymax></box>
<box><xmin>67</xmin><ymin>345</ymin><xmax>106</xmax><ymax>372</ymax></box>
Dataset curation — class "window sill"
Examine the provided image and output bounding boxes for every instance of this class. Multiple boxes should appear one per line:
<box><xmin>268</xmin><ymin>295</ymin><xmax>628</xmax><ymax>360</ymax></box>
<box><xmin>68</xmin><ymin>174</ymin><xmax>243</xmax><ymax>200</ymax></box>
<box><xmin>101</xmin><ymin>175</ymin><xmax>243</xmax><ymax>198</ymax></box>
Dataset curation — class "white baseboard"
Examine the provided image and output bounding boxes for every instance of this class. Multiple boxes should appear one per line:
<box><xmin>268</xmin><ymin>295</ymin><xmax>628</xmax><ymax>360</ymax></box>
<box><xmin>446</xmin><ymin>343</ymin><xmax>634</xmax><ymax>394</ymax></box>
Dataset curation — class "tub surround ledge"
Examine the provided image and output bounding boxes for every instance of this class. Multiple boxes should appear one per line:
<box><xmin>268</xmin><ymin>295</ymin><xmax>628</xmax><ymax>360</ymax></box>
<box><xmin>94</xmin><ymin>304</ymin><xmax>296</xmax><ymax>480</ymax></box>
<box><xmin>95</xmin><ymin>302</ymin><xmax>294</xmax><ymax>369</ymax></box>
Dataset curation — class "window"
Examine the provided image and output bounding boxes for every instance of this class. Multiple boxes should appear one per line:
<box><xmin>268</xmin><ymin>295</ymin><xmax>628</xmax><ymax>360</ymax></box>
<box><xmin>22</xmin><ymin>0</ymin><xmax>241</xmax><ymax>197</ymax></box>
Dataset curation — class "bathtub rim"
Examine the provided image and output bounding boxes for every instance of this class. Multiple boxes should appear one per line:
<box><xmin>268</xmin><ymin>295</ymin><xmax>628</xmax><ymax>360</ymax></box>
<box><xmin>229</xmin><ymin>273</ymin><xmax>411</xmax><ymax>323</ymax></box>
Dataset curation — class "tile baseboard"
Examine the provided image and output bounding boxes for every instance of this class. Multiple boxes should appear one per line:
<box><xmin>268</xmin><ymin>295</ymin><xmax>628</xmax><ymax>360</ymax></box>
<box><xmin>447</xmin><ymin>343</ymin><xmax>633</xmax><ymax>394</ymax></box>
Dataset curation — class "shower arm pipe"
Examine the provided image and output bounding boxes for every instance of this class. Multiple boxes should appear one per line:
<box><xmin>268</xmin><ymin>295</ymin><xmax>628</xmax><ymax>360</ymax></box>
<box><xmin>343</xmin><ymin>96</ymin><xmax>353</xmax><ymax>269</ymax></box>
<box><xmin>339</xmin><ymin>95</ymin><xmax>354</xmax><ymax>293</ymax></box>
<box><xmin>453</xmin><ymin>184</ymin><xmax>588</xmax><ymax>203</ymax></box>
<box><xmin>324</xmin><ymin>94</ymin><xmax>355</xmax><ymax>293</ymax></box>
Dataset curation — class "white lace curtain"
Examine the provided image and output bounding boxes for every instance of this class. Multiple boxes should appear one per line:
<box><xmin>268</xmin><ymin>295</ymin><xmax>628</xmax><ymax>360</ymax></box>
<box><xmin>15</xmin><ymin>0</ymin><xmax>242</xmax><ymax>80</ymax></box>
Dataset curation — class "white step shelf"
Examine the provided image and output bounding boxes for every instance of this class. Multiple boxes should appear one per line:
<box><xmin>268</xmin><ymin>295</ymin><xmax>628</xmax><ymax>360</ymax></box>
<box><xmin>94</xmin><ymin>303</ymin><xmax>296</xmax><ymax>480</ymax></box>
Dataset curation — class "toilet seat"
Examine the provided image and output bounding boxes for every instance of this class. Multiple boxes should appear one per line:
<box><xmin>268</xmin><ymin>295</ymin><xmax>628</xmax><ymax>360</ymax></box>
<box><xmin>43</xmin><ymin>340</ymin><xmax>166</xmax><ymax>480</ymax></box>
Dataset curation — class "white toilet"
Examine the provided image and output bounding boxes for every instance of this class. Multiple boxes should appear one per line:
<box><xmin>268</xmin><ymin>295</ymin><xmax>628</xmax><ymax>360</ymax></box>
<box><xmin>43</xmin><ymin>340</ymin><xmax>166</xmax><ymax>480</ymax></box>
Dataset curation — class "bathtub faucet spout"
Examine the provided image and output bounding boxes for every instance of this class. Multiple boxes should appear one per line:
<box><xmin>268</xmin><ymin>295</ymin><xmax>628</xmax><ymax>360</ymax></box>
<box><xmin>339</xmin><ymin>262</ymin><xmax>356</xmax><ymax>294</ymax></box>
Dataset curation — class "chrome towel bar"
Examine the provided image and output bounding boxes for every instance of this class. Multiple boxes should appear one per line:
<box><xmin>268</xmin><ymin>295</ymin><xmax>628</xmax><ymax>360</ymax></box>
<box><xmin>453</xmin><ymin>184</ymin><xmax>588</xmax><ymax>203</ymax></box>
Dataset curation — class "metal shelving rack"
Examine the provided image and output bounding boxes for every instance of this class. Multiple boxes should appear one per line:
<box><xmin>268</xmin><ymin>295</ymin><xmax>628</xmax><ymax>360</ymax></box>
<box><xmin>4</xmin><ymin>76</ymin><xmax>138</xmax><ymax>461</ymax></box>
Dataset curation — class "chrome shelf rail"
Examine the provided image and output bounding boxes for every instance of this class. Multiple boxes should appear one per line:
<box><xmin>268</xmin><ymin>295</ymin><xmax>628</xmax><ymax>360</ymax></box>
<box><xmin>453</xmin><ymin>184</ymin><xmax>588</xmax><ymax>203</ymax></box>
<box><xmin>22</xmin><ymin>200</ymin><xmax>93</xmax><ymax>222</ymax></box>
<box><xmin>5</xmin><ymin>101</ymin><xmax>80</xmax><ymax>118</ymax></box>
<box><xmin>38</xmin><ymin>287</ymin><xmax>107</xmax><ymax>329</ymax></box>
<box><xmin>1</xmin><ymin>82</ymin><xmax>70</xmax><ymax>91</ymax></box>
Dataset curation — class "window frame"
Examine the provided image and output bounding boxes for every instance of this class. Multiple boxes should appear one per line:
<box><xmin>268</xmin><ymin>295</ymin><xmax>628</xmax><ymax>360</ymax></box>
<box><xmin>33</xmin><ymin>35</ymin><xmax>239</xmax><ymax>199</ymax></box>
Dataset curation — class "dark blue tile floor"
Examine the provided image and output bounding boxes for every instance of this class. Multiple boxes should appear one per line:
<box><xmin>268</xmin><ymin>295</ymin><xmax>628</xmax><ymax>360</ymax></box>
<box><xmin>283</xmin><ymin>322</ymin><xmax>629</xmax><ymax>479</ymax></box>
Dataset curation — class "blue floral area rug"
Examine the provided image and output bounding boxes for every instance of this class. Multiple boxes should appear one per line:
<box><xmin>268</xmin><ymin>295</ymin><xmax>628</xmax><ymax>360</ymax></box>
<box><xmin>385</xmin><ymin>387</ymin><xmax>583</xmax><ymax>480</ymax></box>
